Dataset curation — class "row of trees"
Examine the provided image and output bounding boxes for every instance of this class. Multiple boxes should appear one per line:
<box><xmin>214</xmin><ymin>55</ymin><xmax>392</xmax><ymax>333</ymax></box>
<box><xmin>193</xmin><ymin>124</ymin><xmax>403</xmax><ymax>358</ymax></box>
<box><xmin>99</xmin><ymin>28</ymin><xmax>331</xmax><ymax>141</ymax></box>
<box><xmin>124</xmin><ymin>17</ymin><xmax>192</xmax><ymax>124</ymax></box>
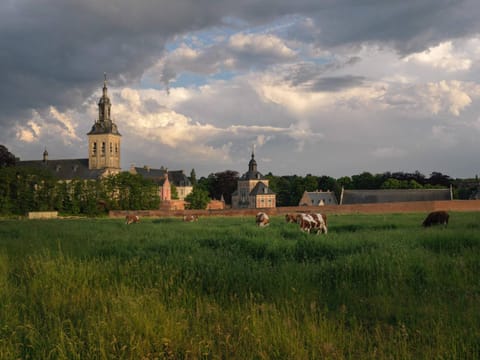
<box><xmin>195</xmin><ymin>170</ymin><xmax>474</xmax><ymax>207</ymax></box>
<box><xmin>1</xmin><ymin>145</ymin><xmax>478</xmax><ymax>212</ymax></box>
<box><xmin>0</xmin><ymin>167</ymin><xmax>160</xmax><ymax>216</ymax></box>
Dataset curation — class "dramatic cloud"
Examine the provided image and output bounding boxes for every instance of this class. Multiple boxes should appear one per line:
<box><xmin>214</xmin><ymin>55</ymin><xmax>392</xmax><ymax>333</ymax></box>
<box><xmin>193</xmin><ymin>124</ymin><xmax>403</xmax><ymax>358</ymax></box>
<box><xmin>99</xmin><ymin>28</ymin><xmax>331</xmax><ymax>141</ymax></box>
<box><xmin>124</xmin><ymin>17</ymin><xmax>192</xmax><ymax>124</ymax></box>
<box><xmin>2</xmin><ymin>0</ymin><xmax>480</xmax><ymax>178</ymax></box>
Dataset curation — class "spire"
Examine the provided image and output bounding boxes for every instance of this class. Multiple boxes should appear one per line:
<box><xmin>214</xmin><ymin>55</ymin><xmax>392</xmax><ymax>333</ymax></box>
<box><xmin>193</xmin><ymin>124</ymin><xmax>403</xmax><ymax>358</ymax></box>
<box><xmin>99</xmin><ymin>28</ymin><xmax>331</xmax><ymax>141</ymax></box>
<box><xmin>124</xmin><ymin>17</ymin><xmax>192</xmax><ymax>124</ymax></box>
<box><xmin>87</xmin><ymin>74</ymin><xmax>120</xmax><ymax>135</ymax></box>
<box><xmin>103</xmin><ymin>72</ymin><xmax>108</xmax><ymax>97</ymax></box>
<box><xmin>97</xmin><ymin>74</ymin><xmax>111</xmax><ymax>122</ymax></box>
<box><xmin>248</xmin><ymin>144</ymin><xmax>257</xmax><ymax>173</ymax></box>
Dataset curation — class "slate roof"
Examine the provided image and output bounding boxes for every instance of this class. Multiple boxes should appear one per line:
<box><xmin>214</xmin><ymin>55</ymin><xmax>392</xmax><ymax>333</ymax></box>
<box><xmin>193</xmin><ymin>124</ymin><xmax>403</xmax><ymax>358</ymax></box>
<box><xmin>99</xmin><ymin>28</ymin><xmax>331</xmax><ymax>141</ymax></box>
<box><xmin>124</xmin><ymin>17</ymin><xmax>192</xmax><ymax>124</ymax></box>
<box><xmin>132</xmin><ymin>167</ymin><xmax>191</xmax><ymax>187</ymax></box>
<box><xmin>16</xmin><ymin>159</ymin><xmax>104</xmax><ymax>180</ymax></box>
<box><xmin>300</xmin><ymin>191</ymin><xmax>338</xmax><ymax>206</ymax></box>
<box><xmin>250</xmin><ymin>181</ymin><xmax>276</xmax><ymax>196</ymax></box>
<box><xmin>87</xmin><ymin>119</ymin><xmax>121</xmax><ymax>135</ymax></box>
<box><xmin>340</xmin><ymin>188</ymin><xmax>452</xmax><ymax>205</ymax></box>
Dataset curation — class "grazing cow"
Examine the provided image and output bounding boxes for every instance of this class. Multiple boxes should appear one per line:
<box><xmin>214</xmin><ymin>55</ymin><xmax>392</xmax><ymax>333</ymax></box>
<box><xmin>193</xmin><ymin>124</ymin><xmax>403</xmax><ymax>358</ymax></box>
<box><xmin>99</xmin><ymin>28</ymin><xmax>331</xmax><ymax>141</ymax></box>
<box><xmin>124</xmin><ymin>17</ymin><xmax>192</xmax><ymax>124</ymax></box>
<box><xmin>422</xmin><ymin>211</ymin><xmax>449</xmax><ymax>227</ymax></box>
<box><xmin>183</xmin><ymin>215</ymin><xmax>199</xmax><ymax>222</ymax></box>
<box><xmin>285</xmin><ymin>213</ymin><xmax>297</xmax><ymax>223</ymax></box>
<box><xmin>298</xmin><ymin>213</ymin><xmax>328</xmax><ymax>234</ymax></box>
<box><xmin>256</xmin><ymin>212</ymin><xmax>270</xmax><ymax>227</ymax></box>
<box><xmin>125</xmin><ymin>214</ymin><xmax>140</xmax><ymax>224</ymax></box>
<box><xmin>298</xmin><ymin>213</ymin><xmax>316</xmax><ymax>233</ymax></box>
<box><xmin>310</xmin><ymin>213</ymin><xmax>328</xmax><ymax>234</ymax></box>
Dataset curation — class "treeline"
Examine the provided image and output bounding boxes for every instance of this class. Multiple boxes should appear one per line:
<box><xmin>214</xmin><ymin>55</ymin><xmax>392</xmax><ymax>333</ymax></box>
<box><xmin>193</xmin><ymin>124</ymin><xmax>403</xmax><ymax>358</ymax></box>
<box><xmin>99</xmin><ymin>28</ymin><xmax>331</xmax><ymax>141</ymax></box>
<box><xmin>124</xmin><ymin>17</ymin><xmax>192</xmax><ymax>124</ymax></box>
<box><xmin>197</xmin><ymin>170</ymin><xmax>476</xmax><ymax>207</ymax></box>
<box><xmin>0</xmin><ymin>167</ymin><xmax>160</xmax><ymax>216</ymax></box>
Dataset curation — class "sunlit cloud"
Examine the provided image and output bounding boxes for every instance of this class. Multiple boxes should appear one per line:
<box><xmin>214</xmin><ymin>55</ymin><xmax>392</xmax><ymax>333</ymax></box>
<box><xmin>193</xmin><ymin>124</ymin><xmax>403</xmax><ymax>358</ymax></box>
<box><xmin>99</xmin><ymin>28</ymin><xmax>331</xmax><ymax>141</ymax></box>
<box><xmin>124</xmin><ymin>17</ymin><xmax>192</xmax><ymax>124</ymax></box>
<box><xmin>405</xmin><ymin>41</ymin><xmax>472</xmax><ymax>72</ymax></box>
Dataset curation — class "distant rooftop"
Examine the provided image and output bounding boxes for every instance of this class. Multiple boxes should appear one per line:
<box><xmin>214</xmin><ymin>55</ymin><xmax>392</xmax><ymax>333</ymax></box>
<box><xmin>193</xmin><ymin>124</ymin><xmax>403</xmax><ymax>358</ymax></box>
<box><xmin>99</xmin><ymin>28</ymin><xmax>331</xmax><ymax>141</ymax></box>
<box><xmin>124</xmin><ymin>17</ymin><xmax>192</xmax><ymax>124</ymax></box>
<box><xmin>340</xmin><ymin>188</ymin><xmax>452</xmax><ymax>205</ymax></box>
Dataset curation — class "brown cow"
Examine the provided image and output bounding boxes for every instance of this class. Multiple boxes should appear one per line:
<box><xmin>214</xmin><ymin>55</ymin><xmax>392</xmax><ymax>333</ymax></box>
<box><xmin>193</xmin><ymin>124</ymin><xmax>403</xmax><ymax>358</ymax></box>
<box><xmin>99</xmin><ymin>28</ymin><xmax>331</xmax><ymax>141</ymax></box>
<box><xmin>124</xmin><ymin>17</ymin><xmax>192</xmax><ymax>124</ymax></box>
<box><xmin>125</xmin><ymin>215</ymin><xmax>140</xmax><ymax>224</ymax></box>
<box><xmin>183</xmin><ymin>215</ymin><xmax>199</xmax><ymax>222</ymax></box>
<box><xmin>256</xmin><ymin>212</ymin><xmax>270</xmax><ymax>227</ymax></box>
<box><xmin>422</xmin><ymin>211</ymin><xmax>449</xmax><ymax>227</ymax></box>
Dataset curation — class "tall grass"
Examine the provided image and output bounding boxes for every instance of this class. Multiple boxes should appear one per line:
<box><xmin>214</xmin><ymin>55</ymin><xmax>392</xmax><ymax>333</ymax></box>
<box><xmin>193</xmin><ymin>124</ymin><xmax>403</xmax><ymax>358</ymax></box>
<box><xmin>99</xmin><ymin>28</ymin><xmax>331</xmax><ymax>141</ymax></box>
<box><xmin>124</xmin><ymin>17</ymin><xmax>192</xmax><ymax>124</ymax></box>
<box><xmin>0</xmin><ymin>212</ymin><xmax>479</xmax><ymax>359</ymax></box>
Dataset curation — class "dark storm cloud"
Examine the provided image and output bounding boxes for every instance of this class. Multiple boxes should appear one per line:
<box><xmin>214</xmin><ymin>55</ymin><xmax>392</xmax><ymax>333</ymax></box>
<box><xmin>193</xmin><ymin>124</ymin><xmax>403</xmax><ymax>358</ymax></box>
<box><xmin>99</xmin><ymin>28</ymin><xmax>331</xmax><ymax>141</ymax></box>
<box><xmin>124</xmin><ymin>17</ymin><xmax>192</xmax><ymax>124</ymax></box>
<box><xmin>1</xmin><ymin>0</ymin><xmax>479</xmax><ymax>139</ymax></box>
<box><xmin>0</xmin><ymin>0</ymin><xmax>229</xmax><ymax>131</ymax></box>
<box><xmin>284</xmin><ymin>0</ymin><xmax>478</xmax><ymax>54</ymax></box>
<box><xmin>309</xmin><ymin>75</ymin><xmax>366</xmax><ymax>92</ymax></box>
<box><xmin>281</xmin><ymin>58</ymin><xmax>364</xmax><ymax>90</ymax></box>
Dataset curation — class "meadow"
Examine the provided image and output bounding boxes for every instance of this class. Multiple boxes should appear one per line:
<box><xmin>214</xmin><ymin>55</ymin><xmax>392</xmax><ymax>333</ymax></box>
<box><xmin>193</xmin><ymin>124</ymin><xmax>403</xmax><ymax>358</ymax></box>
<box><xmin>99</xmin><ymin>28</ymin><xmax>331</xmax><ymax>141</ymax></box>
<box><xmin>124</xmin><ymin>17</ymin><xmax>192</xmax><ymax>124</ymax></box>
<box><xmin>0</xmin><ymin>212</ymin><xmax>479</xmax><ymax>359</ymax></box>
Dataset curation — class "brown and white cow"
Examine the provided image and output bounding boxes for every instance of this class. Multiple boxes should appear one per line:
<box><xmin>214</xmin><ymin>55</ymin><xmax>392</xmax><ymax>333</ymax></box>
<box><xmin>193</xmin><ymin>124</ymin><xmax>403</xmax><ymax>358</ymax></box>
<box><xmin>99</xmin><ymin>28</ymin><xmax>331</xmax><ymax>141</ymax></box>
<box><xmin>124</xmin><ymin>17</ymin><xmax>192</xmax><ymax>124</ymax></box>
<box><xmin>183</xmin><ymin>214</ymin><xmax>199</xmax><ymax>222</ymax></box>
<box><xmin>310</xmin><ymin>213</ymin><xmax>328</xmax><ymax>234</ymax></box>
<box><xmin>125</xmin><ymin>214</ymin><xmax>140</xmax><ymax>224</ymax></box>
<box><xmin>298</xmin><ymin>213</ymin><xmax>328</xmax><ymax>234</ymax></box>
<box><xmin>256</xmin><ymin>212</ymin><xmax>270</xmax><ymax>227</ymax></box>
<box><xmin>422</xmin><ymin>210</ymin><xmax>449</xmax><ymax>227</ymax></box>
<box><xmin>298</xmin><ymin>213</ymin><xmax>316</xmax><ymax>233</ymax></box>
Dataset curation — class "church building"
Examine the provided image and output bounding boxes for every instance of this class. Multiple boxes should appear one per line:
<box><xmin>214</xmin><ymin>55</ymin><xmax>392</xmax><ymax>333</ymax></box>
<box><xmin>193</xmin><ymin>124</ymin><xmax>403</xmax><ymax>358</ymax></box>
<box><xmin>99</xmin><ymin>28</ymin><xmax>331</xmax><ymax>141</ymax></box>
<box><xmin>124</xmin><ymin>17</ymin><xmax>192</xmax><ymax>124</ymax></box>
<box><xmin>231</xmin><ymin>150</ymin><xmax>276</xmax><ymax>208</ymax></box>
<box><xmin>17</xmin><ymin>75</ymin><xmax>122</xmax><ymax>179</ymax></box>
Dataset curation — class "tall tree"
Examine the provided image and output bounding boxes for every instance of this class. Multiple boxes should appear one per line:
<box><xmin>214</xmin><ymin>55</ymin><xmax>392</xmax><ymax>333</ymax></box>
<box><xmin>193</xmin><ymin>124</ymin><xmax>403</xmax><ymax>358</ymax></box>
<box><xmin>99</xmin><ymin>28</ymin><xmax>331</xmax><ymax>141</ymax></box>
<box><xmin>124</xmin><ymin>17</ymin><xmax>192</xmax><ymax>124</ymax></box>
<box><xmin>210</xmin><ymin>170</ymin><xmax>239</xmax><ymax>205</ymax></box>
<box><xmin>190</xmin><ymin>168</ymin><xmax>197</xmax><ymax>186</ymax></box>
<box><xmin>0</xmin><ymin>145</ymin><xmax>16</xmax><ymax>167</ymax></box>
<box><xmin>185</xmin><ymin>187</ymin><xmax>210</xmax><ymax>209</ymax></box>
<box><xmin>428</xmin><ymin>172</ymin><xmax>452</xmax><ymax>187</ymax></box>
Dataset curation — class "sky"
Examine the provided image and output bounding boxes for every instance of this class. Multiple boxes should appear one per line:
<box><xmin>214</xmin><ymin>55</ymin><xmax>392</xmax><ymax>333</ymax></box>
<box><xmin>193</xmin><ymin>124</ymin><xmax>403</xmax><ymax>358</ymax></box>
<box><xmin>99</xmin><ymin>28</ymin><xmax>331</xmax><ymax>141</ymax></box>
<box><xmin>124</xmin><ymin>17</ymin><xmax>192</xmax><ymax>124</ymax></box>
<box><xmin>2</xmin><ymin>0</ymin><xmax>480</xmax><ymax>179</ymax></box>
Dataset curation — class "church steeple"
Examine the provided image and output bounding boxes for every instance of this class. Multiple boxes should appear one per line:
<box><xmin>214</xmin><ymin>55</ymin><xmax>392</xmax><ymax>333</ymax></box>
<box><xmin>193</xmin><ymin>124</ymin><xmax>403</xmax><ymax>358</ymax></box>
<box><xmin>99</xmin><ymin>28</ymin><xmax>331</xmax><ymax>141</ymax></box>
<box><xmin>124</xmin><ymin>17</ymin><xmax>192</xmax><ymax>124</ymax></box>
<box><xmin>98</xmin><ymin>73</ymin><xmax>112</xmax><ymax>124</ymax></box>
<box><xmin>248</xmin><ymin>145</ymin><xmax>257</xmax><ymax>173</ymax></box>
<box><xmin>87</xmin><ymin>74</ymin><xmax>122</xmax><ymax>171</ymax></box>
<box><xmin>88</xmin><ymin>73</ymin><xmax>120</xmax><ymax>136</ymax></box>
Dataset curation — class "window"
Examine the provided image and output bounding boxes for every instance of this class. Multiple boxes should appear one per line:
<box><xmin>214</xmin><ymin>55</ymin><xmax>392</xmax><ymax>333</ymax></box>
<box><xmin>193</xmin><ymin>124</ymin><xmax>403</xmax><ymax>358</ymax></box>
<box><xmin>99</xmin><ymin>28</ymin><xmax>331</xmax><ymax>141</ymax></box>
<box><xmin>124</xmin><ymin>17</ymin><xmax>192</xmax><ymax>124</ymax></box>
<box><xmin>101</xmin><ymin>142</ymin><xmax>105</xmax><ymax>155</ymax></box>
<box><xmin>92</xmin><ymin>142</ymin><xmax>97</xmax><ymax>155</ymax></box>
<box><xmin>110</xmin><ymin>143</ymin><xmax>113</xmax><ymax>153</ymax></box>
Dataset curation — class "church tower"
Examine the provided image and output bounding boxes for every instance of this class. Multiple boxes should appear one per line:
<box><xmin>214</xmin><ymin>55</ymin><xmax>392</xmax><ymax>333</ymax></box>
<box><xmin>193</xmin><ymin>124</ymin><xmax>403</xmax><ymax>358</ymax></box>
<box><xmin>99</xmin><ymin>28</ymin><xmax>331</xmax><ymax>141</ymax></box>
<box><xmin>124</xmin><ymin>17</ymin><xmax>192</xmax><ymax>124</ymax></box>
<box><xmin>231</xmin><ymin>148</ymin><xmax>276</xmax><ymax>209</ymax></box>
<box><xmin>87</xmin><ymin>74</ymin><xmax>121</xmax><ymax>171</ymax></box>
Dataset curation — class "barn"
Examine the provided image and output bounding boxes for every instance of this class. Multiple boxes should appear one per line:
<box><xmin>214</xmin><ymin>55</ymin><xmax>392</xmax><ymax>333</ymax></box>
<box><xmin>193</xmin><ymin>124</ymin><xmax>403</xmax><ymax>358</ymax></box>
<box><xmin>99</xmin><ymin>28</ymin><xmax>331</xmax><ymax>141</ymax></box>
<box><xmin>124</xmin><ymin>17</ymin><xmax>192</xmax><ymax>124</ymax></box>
<box><xmin>298</xmin><ymin>190</ymin><xmax>338</xmax><ymax>206</ymax></box>
<box><xmin>339</xmin><ymin>187</ymin><xmax>453</xmax><ymax>205</ymax></box>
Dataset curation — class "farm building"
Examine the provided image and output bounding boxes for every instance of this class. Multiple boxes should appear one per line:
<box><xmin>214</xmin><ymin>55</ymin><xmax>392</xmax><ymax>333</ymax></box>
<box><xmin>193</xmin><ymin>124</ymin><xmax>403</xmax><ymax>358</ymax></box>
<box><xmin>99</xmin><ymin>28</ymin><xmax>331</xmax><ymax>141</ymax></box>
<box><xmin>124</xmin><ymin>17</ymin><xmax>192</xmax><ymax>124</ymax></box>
<box><xmin>339</xmin><ymin>187</ymin><xmax>453</xmax><ymax>205</ymax></box>
<box><xmin>299</xmin><ymin>190</ymin><xmax>338</xmax><ymax>206</ymax></box>
<box><xmin>130</xmin><ymin>166</ymin><xmax>193</xmax><ymax>201</ymax></box>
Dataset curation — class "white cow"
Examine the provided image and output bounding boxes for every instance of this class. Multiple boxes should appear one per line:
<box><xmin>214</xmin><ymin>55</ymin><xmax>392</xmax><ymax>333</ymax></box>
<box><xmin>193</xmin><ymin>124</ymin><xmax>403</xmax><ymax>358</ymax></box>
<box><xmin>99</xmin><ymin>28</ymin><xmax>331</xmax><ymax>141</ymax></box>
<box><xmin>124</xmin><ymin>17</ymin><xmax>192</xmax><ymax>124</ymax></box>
<box><xmin>255</xmin><ymin>212</ymin><xmax>270</xmax><ymax>227</ymax></box>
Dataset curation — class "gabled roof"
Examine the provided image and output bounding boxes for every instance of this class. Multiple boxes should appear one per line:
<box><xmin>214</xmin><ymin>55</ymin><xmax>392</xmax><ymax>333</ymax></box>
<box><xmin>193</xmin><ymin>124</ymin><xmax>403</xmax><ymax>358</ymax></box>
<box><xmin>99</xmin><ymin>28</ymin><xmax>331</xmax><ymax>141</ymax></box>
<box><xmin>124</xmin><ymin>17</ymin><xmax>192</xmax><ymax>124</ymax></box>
<box><xmin>250</xmin><ymin>181</ymin><xmax>275</xmax><ymax>196</ymax></box>
<box><xmin>168</xmin><ymin>170</ymin><xmax>192</xmax><ymax>187</ymax></box>
<box><xmin>300</xmin><ymin>191</ymin><xmax>338</xmax><ymax>206</ymax></box>
<box><xmin>132</xmin><ymin>167</ymin><xmax>191</xmax><ymax>187</ymax></box>
<box><xmin>132</xmin><ymin>167</ymin><xmax>168</xmax><ymax>186</ymax></box>
<box><xmin>16</xmin><ymin>158</ymin><xmax>104</xmax><ymax>180</ymax></box>
<box><xmin>340</xmin><ymin>188</ymin><xmax>452</xmax><ymax>205</ymax></box>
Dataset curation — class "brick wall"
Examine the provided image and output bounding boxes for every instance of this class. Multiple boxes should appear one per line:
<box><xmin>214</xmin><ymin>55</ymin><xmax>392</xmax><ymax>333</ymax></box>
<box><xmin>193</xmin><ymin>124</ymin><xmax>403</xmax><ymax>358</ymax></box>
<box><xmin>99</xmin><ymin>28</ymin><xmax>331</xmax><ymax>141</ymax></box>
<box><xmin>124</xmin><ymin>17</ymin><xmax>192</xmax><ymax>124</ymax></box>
<box><xmin>109</xmin><ymin>200</ymin><xmax>480</xmax><ymax>218</ymax></box>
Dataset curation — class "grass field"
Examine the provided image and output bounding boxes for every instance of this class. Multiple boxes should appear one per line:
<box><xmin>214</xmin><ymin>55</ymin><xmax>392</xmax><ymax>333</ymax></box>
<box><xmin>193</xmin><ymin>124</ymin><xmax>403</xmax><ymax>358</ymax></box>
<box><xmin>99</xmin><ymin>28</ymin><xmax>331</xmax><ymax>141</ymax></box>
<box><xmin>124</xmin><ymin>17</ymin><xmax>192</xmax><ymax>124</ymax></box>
<box><xmin>0</xmin><ymin>212</ymin><xmax>479</xmax><ymax>359</ymax></box>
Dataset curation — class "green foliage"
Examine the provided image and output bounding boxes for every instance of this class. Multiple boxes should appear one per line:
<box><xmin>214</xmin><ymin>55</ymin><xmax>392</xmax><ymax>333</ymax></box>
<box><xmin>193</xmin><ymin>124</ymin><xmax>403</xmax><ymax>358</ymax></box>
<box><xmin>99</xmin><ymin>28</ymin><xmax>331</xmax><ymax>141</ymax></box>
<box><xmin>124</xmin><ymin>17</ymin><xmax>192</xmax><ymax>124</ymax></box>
<box><xmin>0</xmin><ymin>144</ymin><xmax>16</xmax><ymax>167</ymax></box>
<box><xmin>190</xmin><ymin>168</ymin><xmax>197</xmax><ymax>186</ymax></box>
<box><xmin>170</xmin><ymin>184</ymin><xmax>179</xmax><ymax>200</ymax></box>
<box><xmin>0</xmin><ymin>213</ymin><xmax>479</xmax><ymax>359</ymax></box>
<box><xmin>184</xmin><ymin>186</ymin><xmax>210</xmax><ymax>209</ymax></box>
<box><xmin>0</xmin><ymin>169</ymin><xmax>160</xmax><ymax>216</ymax></box>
